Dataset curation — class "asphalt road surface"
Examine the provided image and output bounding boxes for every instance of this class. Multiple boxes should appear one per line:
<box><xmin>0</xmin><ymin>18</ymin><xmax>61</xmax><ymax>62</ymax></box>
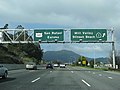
<box><xmin>0</xmin><ymin>66</ymin><xmax>120</xmax><ymax>90</ymax></box>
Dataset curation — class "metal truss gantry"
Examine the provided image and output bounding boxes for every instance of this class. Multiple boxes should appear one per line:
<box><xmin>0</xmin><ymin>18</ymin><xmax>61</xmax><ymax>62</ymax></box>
<box><xmin>0</xmin><ymin>29</ymin><xmax>34</xmax><ymax>43</ymax></box>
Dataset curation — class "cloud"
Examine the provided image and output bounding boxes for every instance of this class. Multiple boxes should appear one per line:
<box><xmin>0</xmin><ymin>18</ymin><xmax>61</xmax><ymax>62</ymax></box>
<box><xmin>0</xmin><ymin>0</ymin><xmax>120</xmax><ymax>57</ymax></box>
<box><xmin>0</xmin><ymin>0</ymin><xmax>120</xmax><ymax>27</ymax></box>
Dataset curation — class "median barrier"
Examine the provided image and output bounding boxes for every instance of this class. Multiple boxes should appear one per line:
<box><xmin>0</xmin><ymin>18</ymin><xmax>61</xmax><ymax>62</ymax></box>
<box><xmin>1</xmin><ymin>64</ymin><xmax>25</xmax><ymax>70</ymax></box>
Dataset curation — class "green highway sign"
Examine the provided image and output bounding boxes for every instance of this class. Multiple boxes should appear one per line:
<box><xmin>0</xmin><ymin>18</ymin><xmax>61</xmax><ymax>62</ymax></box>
<box><xmin>71</xmin><ymin>29</ymin><xmax>107</xmax><ymax>41</ymax></box>
<box><xmin>34</xmin><ymin>29</ymin><xmax>64</xmax><ymax>41</ymax></box>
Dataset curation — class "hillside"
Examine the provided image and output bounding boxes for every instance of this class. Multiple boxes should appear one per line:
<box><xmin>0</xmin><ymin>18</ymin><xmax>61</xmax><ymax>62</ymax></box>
<box><xmin>43</xmin><ymin>50</ymin><xmax>80</xmax><ymax>63</ymax></box>
<box><xmin>95</xmin><ymin>57</ymin><xmax>109</xmax><ymax>64</ymax></box>
<box><xmin>43</xmin><ymin>50</ymin><xmax>109</xmax><ymax>63</ymax></box>
<box><xmin>0</xmin><ymin>43</ymin><xmax>43</xmax><ymax>64</ymax></box>
<box><xmin>0</xmin><ymin>45</ymin><xmax>22</xmax><ymax>64</ymax></box>
<box><xmin>0</xmin><ymin>29</ymin><xmax>43</xmax><ymax>64</ymax></box>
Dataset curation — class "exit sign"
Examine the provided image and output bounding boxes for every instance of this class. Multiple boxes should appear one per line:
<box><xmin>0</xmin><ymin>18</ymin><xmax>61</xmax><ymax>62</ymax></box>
<box><xmin>71</xmin><ymin>29</ymin><xmax>107</xmax><ymax>41</ymax></box>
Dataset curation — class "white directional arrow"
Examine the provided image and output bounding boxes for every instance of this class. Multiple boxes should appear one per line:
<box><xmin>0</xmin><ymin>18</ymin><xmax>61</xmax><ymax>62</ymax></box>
<box><xmin>102</xmin><ymin>33</ymin><xmax>106</xmax><ymax>37</ymax></box>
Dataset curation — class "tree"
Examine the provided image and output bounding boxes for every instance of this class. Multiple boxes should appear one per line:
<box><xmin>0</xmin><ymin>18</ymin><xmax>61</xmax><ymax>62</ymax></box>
<box><xmin>16</xmin><ymin>25</ymin><xmax>24</xmax><ymax>29</ymax></box>
<box><xmin>76</xmin><ymin>56</ymin><xmax>88</xmax><ymax>66</ymax></box>
<box><xmin>0</xmin><ymin>25</ymin><xmax>43</xmax><ymax>64</ymax></box>
<box><xmin>0</xmin><ymin>24</ymin><xmax>8</xmax><ymax>29</ymax></box>
<box><xmin>89</xmin><ymin>60</ymin><xmax>94</xmax><ymax>68</ymax></box>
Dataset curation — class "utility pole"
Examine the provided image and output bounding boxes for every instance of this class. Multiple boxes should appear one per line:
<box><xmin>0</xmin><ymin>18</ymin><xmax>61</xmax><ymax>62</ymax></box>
<box><xmin>112</xmin><ymin>29</ymin><xmax>116</xmax><ymax>69</ymax></box>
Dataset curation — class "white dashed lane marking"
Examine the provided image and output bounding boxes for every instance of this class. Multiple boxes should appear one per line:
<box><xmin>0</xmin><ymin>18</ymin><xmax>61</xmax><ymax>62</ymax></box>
<box><xmin>82</xmin><ymin>79</ymin><xmax>91</xmax><ymax>87</ymax></box>
<box><xmin>50</xmin><ymin>71</ymin><xmax>52</xmax><ymax>73</ymax></box>
<box><xmin>99</xmin><ymin>74</ymin><xmax>102</xmax><ymax>76</ymax></box>
<box><xmin>108</xmin><ymin>77</ymin><xmax>113</xmax><ymax>79</ymax></box>
<box><xmin>31</xmin><ymin>77</ymin><xmax>40</xmax><ymax>83</ymax></box>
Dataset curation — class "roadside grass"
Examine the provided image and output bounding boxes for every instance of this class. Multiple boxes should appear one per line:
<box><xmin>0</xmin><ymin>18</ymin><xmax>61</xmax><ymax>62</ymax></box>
<box><xmin>70</xmin><ymin>65</ymin><xmax>109</xmax><ymax>71</ymax></box>
<box><xmin>70</xmin><ymin>65</ymin><xmax>120</xmax><ymax>73</ymax></box>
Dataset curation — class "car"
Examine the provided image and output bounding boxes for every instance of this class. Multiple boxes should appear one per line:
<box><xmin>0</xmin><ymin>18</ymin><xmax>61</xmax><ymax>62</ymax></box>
<box><xmin>0</xmin><ymin>65</ymin><xmax>8</xmax><ymax>79</ymax></box>
<box><xmin>60</xmin><ymin>64</ymin><xmax>66</xmax><ymax>68</ymax></box>
<box><xmin>26</xmin><ymin>62</ymin><xmax>37</xmax><ymax>70</ymax></box>
<box><xmin>53</xmin><ymin>64</ymin><xmax>59</xmax><ymax>67</ymax></box>
<box><xmin>46</xmin><ymin>63</ymin><xmax>53</xmax><ymax>69</ymax></box>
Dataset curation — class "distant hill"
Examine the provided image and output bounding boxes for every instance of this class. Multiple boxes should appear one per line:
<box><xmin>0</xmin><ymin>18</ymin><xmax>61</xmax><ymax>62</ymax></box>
<box><xmin>43</xmin><ymin>50</ymin><xmax>80</xmax><ymax>63</ymax></box>
<box><xmin>95</xmin><ymin>57</ymin><xmax>109</xmax><ymax>64</ymax></box>
<box><xmin>43</xmin><ymin>50</ymin><xmax>109</xmax><ymax>63</ymax></box>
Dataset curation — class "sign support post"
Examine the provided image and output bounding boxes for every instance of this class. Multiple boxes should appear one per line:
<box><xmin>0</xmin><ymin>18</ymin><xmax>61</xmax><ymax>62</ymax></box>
<box><xmin>0</xmin><ymin>31</ymin><xmax>3</xmax><ymax>43</ymax></box>
<box><xmin>112</xmin><ymin>29</ymin><xmax>116</xmax><ymax>69</ymax></box>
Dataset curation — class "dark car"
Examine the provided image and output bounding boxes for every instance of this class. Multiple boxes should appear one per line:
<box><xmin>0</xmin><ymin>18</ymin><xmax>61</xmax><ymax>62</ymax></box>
<box><xmin>46</xmin><ymin>64</ymin><xmax>53</xmax><ymax>69</ymax></box>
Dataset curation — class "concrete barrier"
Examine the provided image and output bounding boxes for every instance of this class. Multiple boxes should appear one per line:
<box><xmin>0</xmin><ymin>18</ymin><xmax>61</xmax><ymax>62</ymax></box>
<box><xmin>1</xmin><ymin>64</ymin><xmax>25</xmax><ymax>70</ymax></box>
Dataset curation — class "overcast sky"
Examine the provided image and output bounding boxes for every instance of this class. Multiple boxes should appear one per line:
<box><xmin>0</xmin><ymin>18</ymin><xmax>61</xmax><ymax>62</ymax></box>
<box><xmin>0</xmin><ymin>0</ymin><xmax>120</xmax><ymax>58</ymax></box>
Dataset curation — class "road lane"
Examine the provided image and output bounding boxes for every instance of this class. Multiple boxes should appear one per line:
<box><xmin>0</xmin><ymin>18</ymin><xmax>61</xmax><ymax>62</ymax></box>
<box><xmin>70</xmin><ymin>66</ymin><xmax>120</xmax><ymax>90</ymax></box>
<box><xmin>0</xmin><ymin>68</ymin><xmax>51</xmax><ymax>90</ymax></box>
<box><xmin>0</xmin><ymin>66</ymin><xmax>120</xmax><ymax>90</ymax></box>
<box><xmin>27</xmin><ymin>67</ymin><xmax>90</xmax><ymax>90</ymax></box>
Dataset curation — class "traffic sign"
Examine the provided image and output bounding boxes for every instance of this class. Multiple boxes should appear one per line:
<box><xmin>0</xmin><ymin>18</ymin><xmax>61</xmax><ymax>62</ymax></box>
<box><xmin>71</xmin><ymin>29</ymin><xmax>107</xmax><ymax>41</ymax></box>
<box><xmin>34</xmin><ymin>29</ymin><xmax>64</xmax><ymax>42</ymax></box>
<box><xmin>82</xmin><ymin>61</ymin><xmax>86</xmax><ymax>65</ymax></box>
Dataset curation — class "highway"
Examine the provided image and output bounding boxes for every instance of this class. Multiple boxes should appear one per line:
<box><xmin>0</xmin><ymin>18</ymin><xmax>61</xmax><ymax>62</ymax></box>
<box><xmin>0</xmin><ymin>66</ymin><xmax>120</xmax><ymax>90</ymax></box>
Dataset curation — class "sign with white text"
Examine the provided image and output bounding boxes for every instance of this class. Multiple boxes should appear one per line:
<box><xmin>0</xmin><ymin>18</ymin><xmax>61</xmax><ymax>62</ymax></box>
<box><xmin>71</xmin><ymin>29</ymin><xmax>107</xmax><ymax>41</ymax></box>
<box><xmin>34</xmin><ymin>29</ymin><xmax>64</xmax><ymax>42</ymax></box>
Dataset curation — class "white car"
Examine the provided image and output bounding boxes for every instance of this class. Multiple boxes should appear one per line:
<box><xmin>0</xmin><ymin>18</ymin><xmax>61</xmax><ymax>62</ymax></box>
<box><xmin>26</xmin><ymin>62</ymin><xmax>37</xmax><ymax>70</ymax></box>
<box><xmin>53</xmin><ymin>64</ymin><xmax>59</xmax><ymax>67</ymax></box>
<box><xmin>0</xmin><ymin>65</ymin><xmax>8</xmax><ymax>79</ymax></box>
<box><xmin>60</xmin><ymin>64</ymin><xmax>66</xmax><ymax>68</ymax></box>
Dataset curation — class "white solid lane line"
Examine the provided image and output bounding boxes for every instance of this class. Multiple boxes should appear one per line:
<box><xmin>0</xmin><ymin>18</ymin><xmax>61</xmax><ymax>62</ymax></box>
<box><xmin>29</xmin><ymin>70</ymin><xmax>35</xmax><ymax>72</ymax></box>
<box><xmin>82</xmin><ymin>79</ymin><xmax>91</xmax><ymax>87</ymax></box>
<box><xmin>31</xmin><ymin>77</ymin><xmax>40</xmax><ymax>83</ymax></box>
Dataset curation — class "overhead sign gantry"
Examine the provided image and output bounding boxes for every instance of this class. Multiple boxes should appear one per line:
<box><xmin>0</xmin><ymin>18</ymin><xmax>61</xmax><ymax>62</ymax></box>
<box><xmin>0</xmin><ymin>28</ymin><xmax>116</xmax><ymax>69</ymax></box>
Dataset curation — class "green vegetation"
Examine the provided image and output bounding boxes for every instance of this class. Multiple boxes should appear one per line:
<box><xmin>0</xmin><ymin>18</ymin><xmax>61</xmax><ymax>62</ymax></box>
<box><xmin>0</xmin><ymin>29</ymin><xmax>43</xmax><ymax>64</ymax></box>
<box><xmin>74</xmin><ymin>56</ymin><xmax>88</xmax><ymax>66</ymax></box>
<box><xmin>89</xmin><ymin>59</ymin><xmax>94</xmax><ymax>68</ymax></box>
<box><xmin>0</xmin><ymin>43</ymin><xmax>43</xmax><ymax>64</ymax></box>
